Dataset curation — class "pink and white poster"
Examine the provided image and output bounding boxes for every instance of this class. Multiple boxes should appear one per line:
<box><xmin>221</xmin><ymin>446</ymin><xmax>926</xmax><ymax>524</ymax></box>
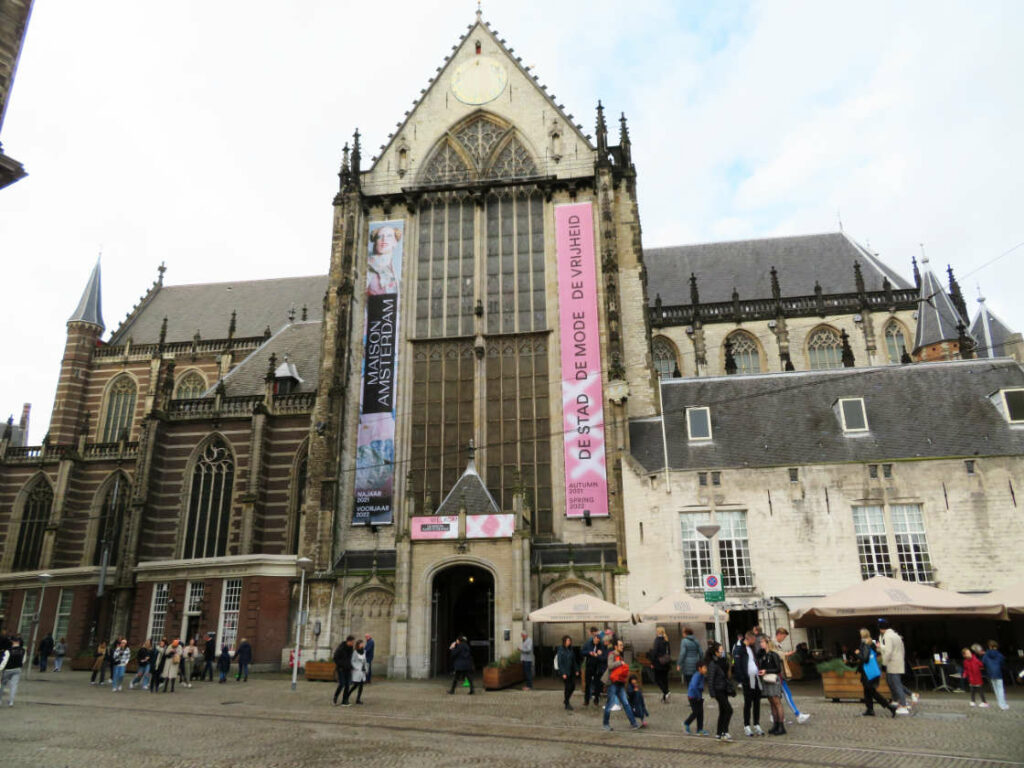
<box><xmin>410</xmin><ymin>516</ymin><xmax>459</xmax><ymax>540</ymax></box>
<box><xmin>466</xmin><ymin>514</ymin><xmax>516</xmax><ymax>539</ymax></box>
<box><xmin>555</xmin><ymin>202</ymin><xmax>608</xmax><ymax>518</ymax></box>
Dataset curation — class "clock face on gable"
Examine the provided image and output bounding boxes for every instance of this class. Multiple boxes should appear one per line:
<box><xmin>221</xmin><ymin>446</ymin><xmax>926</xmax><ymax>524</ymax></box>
<box><xmin>451</xmin><ymin>56</ymin><xmax>508</xmax><ymax>105</ymax></box>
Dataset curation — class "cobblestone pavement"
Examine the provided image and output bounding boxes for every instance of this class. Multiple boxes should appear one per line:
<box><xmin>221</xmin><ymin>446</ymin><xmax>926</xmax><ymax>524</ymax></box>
<box><xmin>2</xmin><ymin>672</ymin><xmax>1023</xmax><ymax>767</ymax></box>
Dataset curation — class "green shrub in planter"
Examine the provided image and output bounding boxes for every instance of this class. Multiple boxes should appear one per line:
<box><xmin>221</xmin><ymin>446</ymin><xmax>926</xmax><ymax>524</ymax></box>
<box><xmin>815</xmin><ymin>658</ymin><xmax>858</xmax><ymax>675</ymax></box>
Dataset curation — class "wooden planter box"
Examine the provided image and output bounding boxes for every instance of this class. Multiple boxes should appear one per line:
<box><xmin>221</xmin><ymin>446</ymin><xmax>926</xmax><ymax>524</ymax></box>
<box><xmin>821</xmin><ymin>670</ymin><xmax>890</xmax><ymax>701</ymax></box>
<box><xmin>305</xmin><ymin>661</ymin><xmax>337</xmax><ymax>682</ymax></box>
<box><xmin>483</xmin><ymin>663</ymin><xmax>523</xmax><ymax>690</ymax></box>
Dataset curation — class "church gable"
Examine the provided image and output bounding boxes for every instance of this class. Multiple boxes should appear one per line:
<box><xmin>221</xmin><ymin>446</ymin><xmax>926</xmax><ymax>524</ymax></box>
<box><xmin>362</xmin><ymin>14</ymin><xmax>595</xmax><ymax>194</ymax></box>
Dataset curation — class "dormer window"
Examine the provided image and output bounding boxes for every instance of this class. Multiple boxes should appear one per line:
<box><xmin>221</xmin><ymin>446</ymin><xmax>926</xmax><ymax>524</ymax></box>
<box><xmin>274</xmin><ymin>356</ymin><xmax>304</xmax><ymax>396</ymax></box>
<box><xmin>992</xmin><ymin>388</ymin><xmax>1024</xmax><ymax>423</ymax></box>
<box><xmin>686</xmin><ymin>407</ymin><xmax>712</xmax><ymax>441</ymax></box>
<box><xmin>838</xmin><ymin>397</ymin><xmax>868</xmax><ymax>433</ymax></box>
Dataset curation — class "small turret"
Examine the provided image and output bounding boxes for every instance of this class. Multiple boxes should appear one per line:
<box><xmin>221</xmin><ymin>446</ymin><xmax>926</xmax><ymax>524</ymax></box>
<box><xmin>912</xmin><ymin>255</ymin><xmax>972</xmax><ymax>361</ymax></box>
<box><xmin>68</xmin><ymin>258</ymin><xmax>104</xmax><ymax>331</ymax></box>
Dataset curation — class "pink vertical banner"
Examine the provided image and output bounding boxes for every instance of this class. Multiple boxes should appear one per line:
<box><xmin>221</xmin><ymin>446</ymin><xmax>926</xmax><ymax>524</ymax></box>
<box><xmin>555</xmin><ymin>202</ymin><xmax>608</xmax><ymax>518</ymax></box>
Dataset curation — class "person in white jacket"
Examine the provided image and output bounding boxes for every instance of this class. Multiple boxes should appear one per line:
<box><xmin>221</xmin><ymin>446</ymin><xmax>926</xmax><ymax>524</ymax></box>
<box><xmin>877</xmin><ymin>619</ymin><xmax>910</xmax><ymax>714</ymax></box>
<box><xmin>0</xmin><ymin>637</ymin><xmax>27</xmax><ymax>706</ymax></box>
<box><xmin>348</xmin><ymin>640</ymin><xmax>368</xmax><ymax>705</ymax></box>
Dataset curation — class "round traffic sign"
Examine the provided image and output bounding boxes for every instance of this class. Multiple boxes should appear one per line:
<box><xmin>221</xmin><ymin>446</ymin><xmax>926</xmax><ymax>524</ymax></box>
<box><xmin>704</xmin><ymin>574</ymin><xmax>719</xmax><ymax>589</ymax></box>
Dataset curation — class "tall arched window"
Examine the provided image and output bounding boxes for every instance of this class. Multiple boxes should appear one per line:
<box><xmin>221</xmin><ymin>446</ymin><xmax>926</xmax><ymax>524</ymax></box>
<box><xmin>807</xmin><ymin>326</ymin><xmax>843</xmax><ymax>370</ymax></box>
<box><xmin>93</xmin><ymin>474</ymin><xmax>131</xmax><ymax>567</ymax></box>
<box><xmin>183</xmin><ymin>438</ymin><xmax>234</xmax><ymax>559</ymax></box>
<box><xmin>175</xmin><ymin>371</ymin><xmax>206</xmax><ymax>400</ymax></box>
<box><xmin>101</xmin><ymin>375</ymin><xmax>137</xmax><ymax>442</ymax></box>
<box><xmin>652</xmin><ymin>336</ymin><xmax>679</xmax><ymax>378</ymax></box>
<box><xmin>13</xmin><ymin>478</ymin><xmax>53</xmax><ymax>571</ymax></box>
<box><xmin>884</xmin><ymin>321</ymin><xmax>908</xmax><ymax>364</ymax></box>
<box><xmin>726</xmin><ymin>331</ymin><xmax>761</xmax><ymax>375</ymax></box>
<box><xmin>290</xmin><ymin>456</ymin><xmax>308</xmax><ymax>555</ymax></box>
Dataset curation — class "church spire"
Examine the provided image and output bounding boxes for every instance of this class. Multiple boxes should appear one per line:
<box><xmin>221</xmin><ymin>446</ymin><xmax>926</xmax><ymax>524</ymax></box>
<box><xmin>351</xmin><ymin>129</ymin><xmax>361</xmax><ymax>178</ymax></box>
<box><xmin>68</xmin><ymin>257</ymin><xmax>104</xmax><ymax>330</ymax></box>
<box><xmin>618</xmin><ymin>112</ymin><xmax>632</xmax><ymax>166</ymax></box>
<box><xmin>595</xmin><ymin>100</ymin><xmax>608</xmax><ymax>157</ymax></box>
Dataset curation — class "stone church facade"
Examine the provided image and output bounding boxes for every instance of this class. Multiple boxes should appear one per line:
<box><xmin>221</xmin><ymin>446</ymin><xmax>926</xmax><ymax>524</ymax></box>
<box><xmin>2</xmin><ymin>12</ymin><xmax>1021</xmax><ymax>672</ymax></box>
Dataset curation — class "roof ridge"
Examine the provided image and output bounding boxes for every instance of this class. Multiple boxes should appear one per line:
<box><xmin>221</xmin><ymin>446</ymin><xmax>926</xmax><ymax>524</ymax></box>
<box><xmin>645</xmin><ymin>231</ymin><xmax>844</xmax><ymax>251</ymax></box>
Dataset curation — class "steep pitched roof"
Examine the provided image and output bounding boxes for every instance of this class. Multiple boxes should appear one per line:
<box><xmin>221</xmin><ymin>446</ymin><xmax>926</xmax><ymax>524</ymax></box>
<box><xmin>629</xmin><ymin>359</ymin><xmax>1024</xmax><ymax>472</ymax></box>
<box><xmin>913</xmin><ymin>258</ymin><xmax>966</xmax><ymax>352</ymax></box>
<box><xmin>971</xmin><ymin>294</ymin><xmax>1018</xmax><ymax>359</ymax></box>
<box><xmin>107</xmin><ymin>275</ymin><xmax>328</xmax><ymax>345</ymax></box>
<box><xmin>644</xmin><ymin>232</ymin><xmax>911</xmax><ymax>306</ymax></box>
<box><xmin>435</xmin><ymin>456</ymin><xmax>502</xmax><ymax>516</ymax></box>
<box><xmin>68</xmin><ymin>260</ymin><xmax>104</xmax><ymax>329</ymax></box>
<box><xmin>212</xmin><ymin>321</ymin><xmax>322</xmax><ymax>397</ymax></box>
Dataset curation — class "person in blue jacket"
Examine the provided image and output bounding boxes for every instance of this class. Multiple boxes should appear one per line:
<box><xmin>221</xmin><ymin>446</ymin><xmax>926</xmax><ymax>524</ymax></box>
<box><xmin>217</xmin><ymin>645</ymin><xmax>232</xmax><ymax>683</ymax></box>
<box><xmin>684</xmin><ymin>660</ymin><xmax>710</xmax><ymax>735</ymax></box>
<box><xmin>234</xmin><ymin>638</ymin><xmax>252</xmax><ymax>682</ymax></box>
<box><xmin>982</xmin><ymin>640</ymin><xmax>1009</xmax><ymax>710</ymax></box>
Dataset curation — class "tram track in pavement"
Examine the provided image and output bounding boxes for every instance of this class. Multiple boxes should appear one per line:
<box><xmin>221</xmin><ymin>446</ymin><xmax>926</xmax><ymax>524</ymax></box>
<box><xmin>27</xmin><ymin>697</ymin><xmax>1024</xmax><ymax>768</ymax></box>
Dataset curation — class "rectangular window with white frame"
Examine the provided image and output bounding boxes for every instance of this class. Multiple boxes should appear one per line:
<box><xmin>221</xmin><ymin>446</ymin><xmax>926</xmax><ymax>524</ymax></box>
<box><xmin>18</xmin><ymin>590</ymin><xmax>38</xmax><ymax>638</ymax></box>
<box><xmin>148</xmin><ymin>582</ymin><xmax>170</xmax><ymax>641</ymax></box>
<box><xmin>890</xmin><ymin>504</ymin><xmax>933</xmax><ymax>582</ymax></box>
<box><xmin>53</xmin><ymin>588</ymin><xmax>74</xmax><ymax>641</ymax></box>
<box><xmin>686</xmin><ymin>407</ymin><xmax>712</xmax><ymax>440</ymax></box>
<box><xmin>679</xmin><ymin>512</ymin><xmax>713</xmax><ymax>590</ymax></box>
<box><xmin>838</xmin><ymin>398</ymin><xmax>869</xmax><ymax>432</ymax></box>
<box><xmin>852</xmin><ymin>505</ymin><xmax>893</xmax><ymax>578</ymax></box>
<box><xmin>717</xmin><ymin>510</ymin><xmax>753</xmax><ymax>589</ymax></box>
<box><xmin>218</xmin><ymin>578</ymin><xmax>243</xmax><ymax>651</ymax></box>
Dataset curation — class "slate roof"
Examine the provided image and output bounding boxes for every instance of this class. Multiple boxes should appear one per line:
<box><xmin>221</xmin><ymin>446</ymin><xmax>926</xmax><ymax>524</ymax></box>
<box><xmin>212</xmin><ymin>321</ymin><xmax>322</xmax><ymax>397</ymax></box>
<box><xmin>68</xmin><ymin>260</ymin><xmax>104</xmax><ymax>329</ymax></box>
<box><xmin>971</xmin><ymin>296</ymin><xmax>1018</xmax><ymax>359</ymax></box>
<box><xmin>913</xmin><ymin>259</ymin><xmax>967</xmax><ymax>352</ymax></box>
<box><xmin>629</xmin><ymin>359</ymin><xmax>1024</xmax><ymax>472</ymax></box>
<box><xmin>435</xmin><ymin>458</ymin><xmax>502</xmax><ymax>516</ymax></box>
<box><xmin>644</xmin><ymin>232</ymin><xmax>911</xmax><ymax>306</ymax></box>
<box><xmin>108</xmin><ymin>275</ymin><xmax>328</xmax><ymax>345</ymax></box>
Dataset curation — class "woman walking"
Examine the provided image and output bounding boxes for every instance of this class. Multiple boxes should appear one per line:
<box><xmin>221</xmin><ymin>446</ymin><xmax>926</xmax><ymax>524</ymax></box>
<box><xmin>150</xmin><ymin>639</ymin><xmax>167</xmax><ymax>695</ymax></box>
<box><xmin>757</xmin><ymin>635</ymin><xmax>785</xmax><ymax>735</ymax></box>
<box><xmin>130</xmin><ymin>640</ymin><xmax>152</xmax><ymax>690</ymax></box>
<box><xmin>182</xmin><ymin>638</ymin><xmax>198</xmax><ymax>688</ymax></box>
<box><xmin>111</xmin><ymin>639</ymin><xmax>131</xmax><ymax>692</ymax></box>
<box><xmin>556</xmin><ymin>635</ymin><xmax>580</xmax><ymax>711</ymax></box>
<box><xmin>652</xmin><ymin>626</ymin><xmax>671</xmax><ymax>703</ymax></box>
<box><xmin>349</xmin><ymin>640</ymin><xmax>368</xmax><ymax>705</ymax></box>
<box><xmin>162</xmin><ymin>640</ymin><xmax>182</xmax><ymax>693</ymax></box>
<box><xmin>855</xmin><ymin>628</ymin><xmax>894</xmax><ymax>717</ymax></box>
<box><xmin>704</xmin><ymin>642</ymin><xmax>734</xmax><ymax>741</ymax></box>
<box><xmin>53</xmin><ymin>637</ymin><xmax>67</xmax><ymax>672</ymax></box>
<box><xmin>90</xmin><ymin>641</ymin><xmax>107</xmax><ymax>685</ymax></box>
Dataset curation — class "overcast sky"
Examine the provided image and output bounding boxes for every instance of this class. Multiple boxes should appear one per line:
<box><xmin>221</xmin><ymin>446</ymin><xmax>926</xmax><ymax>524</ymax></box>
<box><xmin>2</xmin><ymin>1</ymin><xmax>1021</xmax><ymax>443</ymax></box>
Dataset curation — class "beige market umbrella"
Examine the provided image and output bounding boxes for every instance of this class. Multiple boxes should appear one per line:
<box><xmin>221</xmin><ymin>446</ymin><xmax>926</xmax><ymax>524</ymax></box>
<box><xmin>988</xmin><ymin>581</ymin><xmax>1024</xmax><ymax>615</ymax></box>
<box><xmin>528</xmin><ymin>593</ymin><xmax>631</xmax><ymax>623</ymax></box>
<box><xmin>791</xmin><ymin>575</ymin><xmax>1008</xmax><ymax>626</ymax></box>
<box><xmin>637</xmin><ymin>590</ymin><xmax>720</xmax><ymax>623</ymax></box>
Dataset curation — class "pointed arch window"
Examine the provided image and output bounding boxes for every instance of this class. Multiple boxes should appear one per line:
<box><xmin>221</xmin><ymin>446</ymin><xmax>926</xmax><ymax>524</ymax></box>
<box><xmin>13</xmin><ymin>478</ymin><xmax>52</xmax><ymax>571</ymax></box>
<box><xmin>422</xmin><ymin>142</ymin><xmax>472</xmax><ymax>185</ymax></box>
<box><xmin>183</xmin><ymin>438</ymin><xmax>234</xmax><ymax>559</ymax></box>
<box><xmin>93</xmin><ymin>474</ymin><xmax>131</xmax><ymax>567</ymax></box>
<box><xmin>807</xmin><ymin>327</ymin><xmax>843</xmax><ymax>370</ymax></box>
<box><xmin>652</xmin><ymin>336</ymin><xmax>679</xmax><ymax>378</ymax></box>
<box><xmin>487</xmin><ymin>138</ymin><xmax>537</xmax><ymax>179</ymax></box>
<box><xmin>726</xmin><ymin>331</ymin><xmax>761</xmax><ymax>375</ymax></box>
<box><xmin>454</xmin><ymin>116</ymin><xmax>506</xmax><ymax>168</ymax></box>
<box><xmin>101</xmin><ymin>375</ymin><xmax>136</xmax><ymax>442</ymax></box>
<box><xmin>884</xmin><ymin>321</ymin><xmax>908</xmax><ymax>364</ymax></box>
<box><xmin>175</xmin><ymin>371</ymin><xmax>207</xmax><ymax>400</ymax></box>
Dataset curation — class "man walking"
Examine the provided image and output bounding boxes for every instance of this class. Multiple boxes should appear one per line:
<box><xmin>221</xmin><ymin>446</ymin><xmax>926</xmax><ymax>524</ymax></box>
<box><xmin>448</xmin><ymin>636</ymin><xmax>475</xmax><ymax>695</ymax></box>
<box><xmin>333</xmin><ymin>635</ymin><xmax>355</xmax><ymax>706</ymax></box>
<box><xmin>733</xmin><ymin>631</ymin><xmax>765</xmax><ymax>736</ymax></box>
<box><xmin>581</xmin><ymin>627</ymin><xmax>607</xmax><ymax>707</ymax></box>
<box><xmin>203</xmin><ymin>632</ymin><xmax>216</xmax><ymax>681</ymax></box>
<box><xmin>602</xmin><ymin>639</ymin><xmax>642</xmax><ymax>731</ymax></box>
<box><xmin>877</xmin><ymin>619</ymin><xmax>911</xmax><ymax>715</ymax></box>
<box><xmin>0</xmin><ymin>637</ymin><xmax>26</xmax><ymax>706</ymax></box>
<box><xmin>364</xmin><ymin>634</ymin><xmax>375</xmax><ymax>684</ymax></box>
<box><xmin>234</xmin><ymin>638</ymin><xmax>252</xmax><ymax>682</ymax></box>
<box><xmin>520</xmin><ymin>631</ymin><xmax>534</xmax><ymax>691</ymax></box>
<box><xmin>676</xmin><ymin>627</ymin><xmax>702</xmax><ymax>688</ymax></box>
<box><xmin>38</xmin><ymin>632</ymin><xmax>54</xmax><ymax>672</ymax></box>
<box><xmin>774</xmin><ymin>628</ymin><xmax>811</xmax><ymax>724</ymax></box>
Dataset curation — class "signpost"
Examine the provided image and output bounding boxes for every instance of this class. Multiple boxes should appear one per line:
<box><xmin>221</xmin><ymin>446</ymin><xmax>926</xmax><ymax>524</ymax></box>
<box><xmin>702</xmin><ymin>573</ymin><xmax>725</xmax><ymax>604</ymax></box>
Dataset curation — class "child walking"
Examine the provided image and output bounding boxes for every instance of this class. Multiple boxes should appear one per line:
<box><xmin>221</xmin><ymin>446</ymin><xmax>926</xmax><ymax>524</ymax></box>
<box><xmin>684</xmin><ymin>661</ymin><xmax>710</xmax><ymax>736</ymax></box>
<box><xmin>962</xmin><ymin>648</ymin><xmax>988</xmax><ymax>707</ymax></box>
<box><xmin>625</xmin><ymin>674</ymin><xmax>649</xmax><ymax>727</ymax></box>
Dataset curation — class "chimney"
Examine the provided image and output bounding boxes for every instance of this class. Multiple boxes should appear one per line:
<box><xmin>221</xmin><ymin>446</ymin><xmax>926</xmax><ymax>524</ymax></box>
<box><xmin>19</xmin><ymin>403</ymin><xmax>30</xmax><ymax>438</ymax></box>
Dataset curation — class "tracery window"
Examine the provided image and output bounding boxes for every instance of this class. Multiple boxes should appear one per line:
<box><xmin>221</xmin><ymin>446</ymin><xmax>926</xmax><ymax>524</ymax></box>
<box><xmin>421</xmin><ymin>143</ymin><xmax>471</xmax><ymax>185</ymax></box>
<box><xmin>415</xmin><ymin>197</ymin><xmax>476</xmax><ymax>338</ymax></box>
<box><xmin>183</xmin><ymin>438</ymin><xmax>234</xmax><ymax>559</ymax></box>
<box><xmin>884</xmin><ymin>321</ymin><xmax>907</xmax><ymax>364</ymax></box>
<box><xmin>454</xmin><ymin>116</ymin><xmax>505</xmax><ymax>168</ymax></box>
<box><xmin>13</xmin><ymin>478</ymin><xmax>53</xmax><ymax>571</ymax></box>
<box><xmin>93</xmin><ymin>474</ymin><xmax>130</xmax><ymax>567</ymax></box>
<box><xmin>175</xmin><ymin>371</ymin><xmax>207</xmax><ymax>400</ymax></box>
<box><xmin>807</xmin><ymin>326</ymin><xmax>843</xmax><ymax>370</ymax></box>
<box><xmin>485</xmin><ymin>335</ymin><xmax>551</xmax><ymax>520</ymax></box>
<box><xmin>726</xmin><ymin>331</ymin><xmax>760</xmax><ymax>375</ymax></box>
<box><xmin>485</xmin><ymin>190</ymin><xmax>546</xmax><ymax>334</ymax></box>
<box><xmin>101</xmin><ymin>375</ymin><xmax>137</xmax><ymax>442</ymax></box>
<box><xmin>652</xmin><ymin>336</ymin><xmax>679</xmax><ymax>378</ymax></box>
<box><xmin>487</xmin><ymin>138</ymin><xmax>538</xmax><ymax>179</ymax></box>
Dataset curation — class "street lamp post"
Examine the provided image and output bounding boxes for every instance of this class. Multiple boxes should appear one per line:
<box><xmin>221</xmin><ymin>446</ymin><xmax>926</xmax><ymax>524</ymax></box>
<box><xmin>695</xmin><ymin>524</ymin><xmax>726</xmax><ymax>645</ymax></box>
<box><xmin>291</xmin><ymin>557</ymin><xmax>313</xmax><ymax>691</ymax></box>
<box><xmin>25</xmin><ymin>572</ymin><xmax>53</xmax><ymax>680</ymax></box>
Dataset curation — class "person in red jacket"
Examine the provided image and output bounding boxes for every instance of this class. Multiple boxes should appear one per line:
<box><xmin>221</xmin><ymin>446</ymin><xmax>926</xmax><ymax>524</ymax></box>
<box><xmin>961</xmin><ymin>648</ymin><xmax>988</xmax><ymax>708</ymax></box>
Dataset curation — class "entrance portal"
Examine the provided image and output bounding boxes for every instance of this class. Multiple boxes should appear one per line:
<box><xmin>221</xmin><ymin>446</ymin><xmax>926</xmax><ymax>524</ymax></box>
<box><xmin>431</xmin><ymin>565</ymin><xmax>494</xmax><ymax>675</ymax></box>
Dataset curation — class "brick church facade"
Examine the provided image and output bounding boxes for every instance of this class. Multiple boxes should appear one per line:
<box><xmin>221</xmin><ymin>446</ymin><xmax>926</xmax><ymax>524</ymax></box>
<box><xmin>2</xmin><ymin>11</ymin><xmax>1021</xmax><ymax>671</ymax></box>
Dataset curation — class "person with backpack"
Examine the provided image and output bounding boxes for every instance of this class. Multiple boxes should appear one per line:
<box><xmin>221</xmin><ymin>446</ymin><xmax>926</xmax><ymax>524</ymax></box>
<box><xmin>0</xmin><ymin>636</ymin><xmax>26</xmax><ymax>706</ymax></box>
<box><xmin>555</xmin><ymin>635</ymin><xmax>580</xmax><ymax>710</ymax></box>
<box><xmin>602</xmin><ymin>639</ymin><xmax>642</xmax><ymax>731</ymax></box>
<box><xmin>856</xmin><ymin>628</ymin><xmax>895</xmax><ymax>717</ymax></box>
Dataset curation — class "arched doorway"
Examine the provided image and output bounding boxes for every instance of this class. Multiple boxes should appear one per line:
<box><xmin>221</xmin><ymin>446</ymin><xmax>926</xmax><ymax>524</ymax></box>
<box><xmin>431</xmin><ymin>564</ymin><xmax>494</xmax><ymax>676</ymax></box>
